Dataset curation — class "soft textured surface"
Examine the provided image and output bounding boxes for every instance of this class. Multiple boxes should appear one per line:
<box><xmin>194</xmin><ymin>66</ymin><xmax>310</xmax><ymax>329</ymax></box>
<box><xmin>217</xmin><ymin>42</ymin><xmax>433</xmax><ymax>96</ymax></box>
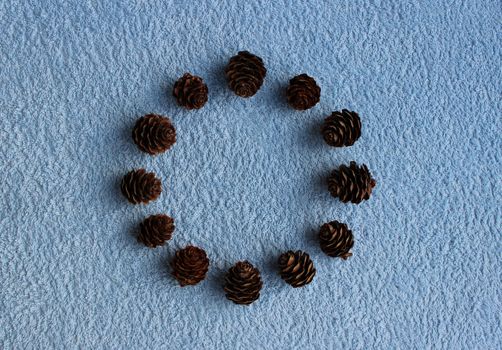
<box><xmin>1</xmin><ymin>1</ymin><xmax>500</xmax><ymax>348</ymax></box>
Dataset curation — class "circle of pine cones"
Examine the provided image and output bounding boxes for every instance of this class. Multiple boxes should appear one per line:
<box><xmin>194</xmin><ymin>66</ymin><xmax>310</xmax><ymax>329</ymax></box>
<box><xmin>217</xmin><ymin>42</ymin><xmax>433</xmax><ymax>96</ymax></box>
<box><xmin>119</xmin><ymin>50</ymin><xmax>377</xmax><ymax>305</ymax></box>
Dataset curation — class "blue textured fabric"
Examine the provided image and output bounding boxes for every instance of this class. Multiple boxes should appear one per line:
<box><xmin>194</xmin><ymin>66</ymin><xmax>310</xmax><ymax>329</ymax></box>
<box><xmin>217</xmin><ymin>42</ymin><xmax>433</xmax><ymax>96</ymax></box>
<box><xmin>1</xmin><ymin>0</ymin><xmax>500</xmax><ymax>349</ymax></box>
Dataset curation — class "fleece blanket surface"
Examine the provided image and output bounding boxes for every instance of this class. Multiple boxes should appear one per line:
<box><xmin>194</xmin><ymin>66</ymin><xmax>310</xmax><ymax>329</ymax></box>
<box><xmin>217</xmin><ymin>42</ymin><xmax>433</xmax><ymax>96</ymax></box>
<box><xmin>1</xmin><ymin>0</ymin><xmax>500</xmax><ymax>349</ymax></box>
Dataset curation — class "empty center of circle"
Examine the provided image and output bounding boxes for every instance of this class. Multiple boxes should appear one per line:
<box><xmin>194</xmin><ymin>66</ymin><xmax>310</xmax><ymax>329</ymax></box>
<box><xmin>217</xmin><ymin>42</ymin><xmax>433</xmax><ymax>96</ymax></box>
<box><xmin>173</xmin><ymin>106</ymin><xmax>297</xmax><ymax>261</ymax></box>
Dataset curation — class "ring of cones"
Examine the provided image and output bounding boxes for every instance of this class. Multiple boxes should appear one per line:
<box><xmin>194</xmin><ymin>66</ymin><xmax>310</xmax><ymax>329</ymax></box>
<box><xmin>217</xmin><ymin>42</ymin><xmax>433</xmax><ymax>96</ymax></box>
<box><xmin>119</xmin><ymin>51</ymin><xmax>377</xmax><ymax>305</ymax></box>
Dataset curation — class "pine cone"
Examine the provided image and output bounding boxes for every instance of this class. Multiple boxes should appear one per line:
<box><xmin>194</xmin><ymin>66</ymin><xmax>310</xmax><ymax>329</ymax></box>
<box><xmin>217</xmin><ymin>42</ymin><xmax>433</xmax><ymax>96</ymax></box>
<box><xmin>319</xmin><ymin>221</ymin><xmax>354</xmax><ymax>259</ymax></box>
<box><xmin>224</xmin><ymin>261</ymin><xmax>263</xmax><ymax>305</ymax></box>
<box><xmin>322</xmin><ymin>109</ymin><xmax>361</xmax><ymax>147</ymax></box>
<box><xmin>172</xmin><ymin>73</ymin><xmax>208</xmax><ymax>109</ymax></box>
<box><xmin>132</xmin><ymin>114</ymin><xmax>176</xmax><ymax>155</ymax></box>
<box><xmin>138</xmin><ymin>214</ymin><xmax>175</xmax><ymax>248</ymax></box>
<box><xmin>278</xmin><ymin>250</ymin><xmax>316</xmax><ymax>288</ymax></box>
<box><xmin>225</xmin><ymin>51</ymin><xmax>266</xmax><ymax>97</ymax></box>
<box><xmin>121</xmin><ymin>169</ymin><xmax>161</xmax><ymax>204</ymax></box>
<box><xmin>171</xmin><ymin>246</ymin><xmax>209</xmax><ymax>286</ymax></box>
<box><xmin>328</xmin><ymin>161</ymin><xmax>376</xmax><ymax>204</ymax></box>
<box><xmin>286</xmin><ymin>74</ymin><xmax>321</xmax><ymax>110</ymax></box>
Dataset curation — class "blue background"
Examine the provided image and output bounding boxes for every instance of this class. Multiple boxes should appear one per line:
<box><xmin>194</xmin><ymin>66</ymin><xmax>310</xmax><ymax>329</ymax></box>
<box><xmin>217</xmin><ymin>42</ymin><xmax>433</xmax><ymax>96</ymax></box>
<box><xmin>1</xmin><ymin>0</ymin><xmax>500</xmax><ymax>348</ymax></box>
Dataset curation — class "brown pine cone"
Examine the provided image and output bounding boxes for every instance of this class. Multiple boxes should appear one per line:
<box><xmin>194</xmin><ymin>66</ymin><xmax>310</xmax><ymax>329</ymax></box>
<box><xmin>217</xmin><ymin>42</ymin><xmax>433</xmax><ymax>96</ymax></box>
<box><xmin>171</xmin><ymin>246</ymin><xmax>209</xmax><ymax>286</ymax></box>
<box><xmin>121</xmin><ymin>169</ymin><xmax>161</xmax><ymax>204</ymax></box>
<box><xmin>286</xmin><ymin>74</ymin><xmax>321</xmax><ymax>110</ymax></box>
<box><xmin>328</xmin><ymin>161</ymin><xmax>376</xmax><ymax>204</ymax></box>
<box><xmin>278</xmin><ymin>250</ymin><xmax>316</xmax><ymax>288</ymax></box>
<box><xmin>322</xmin><ymin>110</ymin><xmax>361</xmax><ymax>147</ymax></box>
<box><xmin>132</xmin><ymin>114</ymin><xmax>176</xmax><ymax>155</ymax></box>
<box><xmin>224</xmin><ymin>261</ymin><xmax>263</xmax><ymax>305</ymax></box>
<box><xmin>172</xmin><ymin>73</ymin><xmax>208</xmax><ymax>109</ymax></box>
<box><xmin>138</xmin><ymin>214</ymin><xmax>175</xmax><ymax>248</ymax></box>
<box><xmin>319</xmin><ymin>221</ymin><xmax>354</xmax><ymax>259</ymax></box>
<box><xmin>225</xmin><ymin>51</ymin><xmax>266</xmax><ymax>97</ymax></box>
